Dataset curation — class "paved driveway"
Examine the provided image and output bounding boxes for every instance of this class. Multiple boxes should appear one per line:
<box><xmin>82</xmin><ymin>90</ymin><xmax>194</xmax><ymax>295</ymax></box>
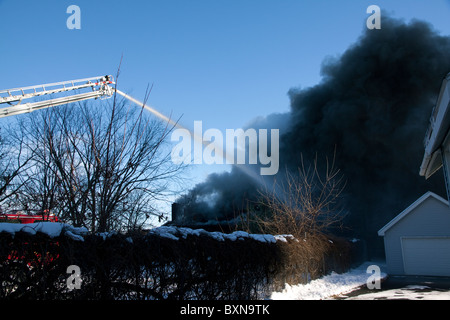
<box><xmin>338</xmin><ymin>275</ymin><xmax>450</xmax><ymax>300</ymax></box>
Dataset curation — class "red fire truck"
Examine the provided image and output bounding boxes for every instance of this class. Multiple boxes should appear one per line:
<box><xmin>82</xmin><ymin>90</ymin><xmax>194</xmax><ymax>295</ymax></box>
<box><xmin>0</xmin><ymin>210</ymin><xmax>58</xmax><ymax>224</ymax></box>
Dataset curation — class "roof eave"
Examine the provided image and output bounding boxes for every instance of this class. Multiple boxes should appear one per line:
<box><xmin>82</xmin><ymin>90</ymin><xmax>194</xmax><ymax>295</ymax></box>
<box><xmin>420</xmin><ymin>73</ymin><xmax>450</xmax><ymax>178</ymax></box>
<box><xmin>378</xmin><ymin>191</ymin><xmax>449</xmax><ymax>236</ymax></box>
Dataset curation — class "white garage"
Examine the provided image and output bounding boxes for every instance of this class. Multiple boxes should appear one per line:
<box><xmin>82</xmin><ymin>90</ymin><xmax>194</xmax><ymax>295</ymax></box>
<box><xmin>378</xmin><ymin>191</ymin><xmax>450</xmax><ymax>276</ymax></box>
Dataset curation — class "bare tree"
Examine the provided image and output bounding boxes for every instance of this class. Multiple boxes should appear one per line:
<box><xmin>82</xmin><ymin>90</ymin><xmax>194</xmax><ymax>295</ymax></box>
<box><xmin>243</xmin><ymin>154</ymin><xmax>349</xmax><ymax>281</ymax></box>
<box><xmin>0</xmin><ymin>127</ymin><xmax>34</xmax><ymax>209</ymax></box>
<box><xmin>254</xmin><ymin>153</ymin><xmax>346</xmax><ymax>238</ymax></box>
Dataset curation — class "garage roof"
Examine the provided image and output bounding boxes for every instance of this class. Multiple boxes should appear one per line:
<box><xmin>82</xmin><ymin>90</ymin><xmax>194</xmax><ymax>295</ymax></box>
<box><xmin>378</xmin><ymin>191</ymin><xmax>448</xmax><ymax>236</ymax></box>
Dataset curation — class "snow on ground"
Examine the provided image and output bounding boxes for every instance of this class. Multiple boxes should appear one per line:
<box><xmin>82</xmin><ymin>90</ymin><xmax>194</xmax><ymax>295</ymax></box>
<box><xmin>271</xmin><ymin>261</ymin><xmax>387</xmax><ymax>300</ymax></box>
<box><xmin>270</xmin><ymin>261</ymin><xmax>450</xmax><ymax>300</ymax></box>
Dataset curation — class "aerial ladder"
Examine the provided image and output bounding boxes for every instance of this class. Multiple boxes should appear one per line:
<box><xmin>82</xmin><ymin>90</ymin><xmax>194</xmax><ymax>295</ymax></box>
<box><xmin>0</xmin><ymin>75</ymin><xmax>179</xmax><ymax>128</ymax></box>
<box><xmin>0</xmin><ymin>75</ymin><xmax>116</xmax><ymax>118</ymax></box>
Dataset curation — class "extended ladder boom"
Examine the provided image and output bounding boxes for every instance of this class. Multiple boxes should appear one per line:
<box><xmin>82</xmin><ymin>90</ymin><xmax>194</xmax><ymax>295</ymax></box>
<box><xmin>0</xmin><ymin>75</ymin><xmax>115</xmax><ymax>118</ymax></box>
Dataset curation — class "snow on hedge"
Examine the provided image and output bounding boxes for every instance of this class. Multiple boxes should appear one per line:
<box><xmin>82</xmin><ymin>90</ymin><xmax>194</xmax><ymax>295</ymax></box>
<box><xmin>0</xmin><ymin>222</ymin><xmax>88</xmax><ymax>241</ymax></box>
<box><xmin>148</xmin><ymin>226</ymin><xmax>296</xmax><ymax>243</ymax></box>
<box><xmin>0</xmin><ymin>222</ymin><xmax>296</xmax><ymax>244</ymax></box>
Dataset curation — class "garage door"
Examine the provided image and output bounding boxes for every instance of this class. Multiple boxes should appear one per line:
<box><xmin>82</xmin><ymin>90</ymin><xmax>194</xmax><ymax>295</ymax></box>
<box><xmin>402</xmin><ymin>237</ymin><xmax>450</xmax><ymax>277</ymax></box>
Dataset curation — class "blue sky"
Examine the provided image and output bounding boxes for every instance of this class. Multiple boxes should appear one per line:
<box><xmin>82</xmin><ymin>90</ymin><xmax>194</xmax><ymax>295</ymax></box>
<box><xmin>1</xmin><ymin>0</ymin><xmax>450</xmax><ymax>205</ymax></box>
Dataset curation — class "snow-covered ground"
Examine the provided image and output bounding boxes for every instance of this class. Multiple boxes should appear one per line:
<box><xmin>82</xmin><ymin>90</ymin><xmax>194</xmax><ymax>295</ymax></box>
<box><xmin>271</xmin><ymin>261</ymin><xmax>387</xmax><ymax>300</ymax></box>
<box><xmin>270</xmin><ymin>261</ymin><xmax>450</xmax><ymax>300</ymax></box>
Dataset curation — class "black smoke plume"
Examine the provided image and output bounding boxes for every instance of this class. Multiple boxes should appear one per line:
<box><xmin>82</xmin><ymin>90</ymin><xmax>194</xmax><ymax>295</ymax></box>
<box><xmin>175</xmin><ymin>15</ymin><xmax>450</xmax><ymax>257</ymax></box>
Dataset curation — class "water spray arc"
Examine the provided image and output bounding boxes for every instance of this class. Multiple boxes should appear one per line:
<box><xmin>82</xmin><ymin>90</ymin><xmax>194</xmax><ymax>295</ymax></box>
<box><xmin>114</xmin><ymin>88</ymin><xmax>268</xmax><ymax>185</ymax></box>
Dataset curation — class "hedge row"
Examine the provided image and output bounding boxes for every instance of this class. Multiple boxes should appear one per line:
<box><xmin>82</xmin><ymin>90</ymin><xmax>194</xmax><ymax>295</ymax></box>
<box><xmin>0</xmin><ymin>227</ymin><xmax>351</xmax><ymax>300</ymax></box>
